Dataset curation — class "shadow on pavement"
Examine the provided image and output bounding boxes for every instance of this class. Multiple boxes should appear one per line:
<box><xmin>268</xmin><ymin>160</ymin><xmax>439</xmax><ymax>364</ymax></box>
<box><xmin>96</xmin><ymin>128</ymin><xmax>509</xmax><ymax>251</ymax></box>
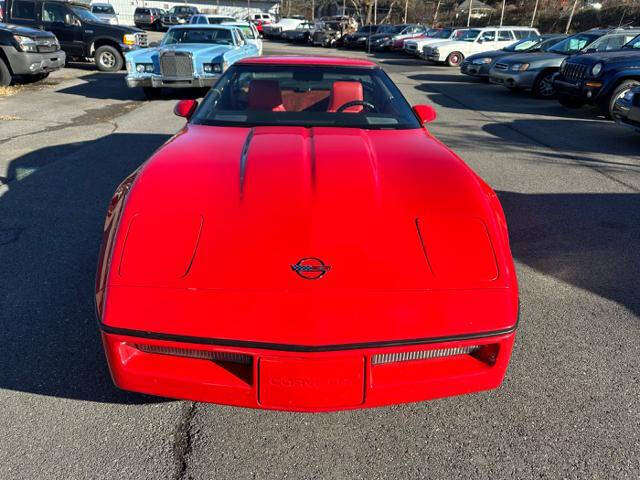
<box><xmin>498</xmin><ymin>191</ymin><xmax>640</xmax><ymax>317</ymax></box>
<box><xmin>0</xmin><ymin>133</ymin><xmax>172</xmax><ymax>403</ymax></box>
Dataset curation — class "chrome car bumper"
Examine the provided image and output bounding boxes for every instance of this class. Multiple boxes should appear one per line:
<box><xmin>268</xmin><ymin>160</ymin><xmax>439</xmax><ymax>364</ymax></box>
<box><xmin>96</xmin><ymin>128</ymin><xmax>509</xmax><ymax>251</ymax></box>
<box><xmin>126</xmin><ymin>74</ymin><xmax>220</xmax><ymax>89</ymax></box>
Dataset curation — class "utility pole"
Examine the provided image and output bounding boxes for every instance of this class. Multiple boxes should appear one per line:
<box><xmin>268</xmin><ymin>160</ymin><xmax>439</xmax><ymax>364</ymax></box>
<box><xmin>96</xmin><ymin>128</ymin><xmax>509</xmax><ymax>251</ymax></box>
<box><xmin>466</xmin><ymin>0</ymin><xmax>473</xmax><ymax>28</ymax></box>
<box><xmin>374</xmin><ymin>0</ymin><xmax>377</xmax><ymax>24</ymax></box>
<box><xmin>404</xmin><ymin>0</ymin><xmax>408</xmax><ymax>24</ymax></box>
<box><xmin>342</xmin><ymin>0</ymin><xmax>346</xmax><ymax>16</ymax></box>
<box><xmin>530</xmin><ymin>0</ymin><xmax>539</xmax><ymax>27</ymax></box>
<box><xmin>311</xmin><ymin>0</ymin><xmax>315</xmax><ymax>21</ymax></box>
<box><xmin>499</xmin><ymin>0</ymin><xmax>505</xmax><ymax>27</ymax></box>
<box><xmin>566</xmin><ymin>0</ymin><xmax>579</xmax><ymax>34</ymax></box>
<box><xmin>433</xmin><ymin>0</ymin><xmax>440</xmax><ymax>27</ymax></box>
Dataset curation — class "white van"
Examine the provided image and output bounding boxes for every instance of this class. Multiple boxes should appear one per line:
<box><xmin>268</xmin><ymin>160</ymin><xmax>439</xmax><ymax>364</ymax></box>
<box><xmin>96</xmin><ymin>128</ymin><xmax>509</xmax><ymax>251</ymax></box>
<box><xmin>425</xmin><ymin>26</ymin><xmax>539</xmax><ymax>66</ymax></box>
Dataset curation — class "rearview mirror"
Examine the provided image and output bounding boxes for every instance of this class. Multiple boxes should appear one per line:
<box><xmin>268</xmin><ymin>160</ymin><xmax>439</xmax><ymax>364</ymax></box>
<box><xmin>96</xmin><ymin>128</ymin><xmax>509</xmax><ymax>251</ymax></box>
<box><xmin>413</xmin><ymin>105</ymin><xmax>436</xmax><ymax>125</ymax></box>
<box><xmin>174</xmin><ymin>99</ymin><xmax>198</xmax><ymax>119</ymax></box>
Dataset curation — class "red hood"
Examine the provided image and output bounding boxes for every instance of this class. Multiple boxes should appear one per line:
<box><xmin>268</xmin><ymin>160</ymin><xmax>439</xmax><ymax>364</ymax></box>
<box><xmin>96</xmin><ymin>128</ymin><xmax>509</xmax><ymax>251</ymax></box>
<box><xmin>100</xmin><ymin>125</ymin><xmax>517</xmax><ymax>344</ymax></box>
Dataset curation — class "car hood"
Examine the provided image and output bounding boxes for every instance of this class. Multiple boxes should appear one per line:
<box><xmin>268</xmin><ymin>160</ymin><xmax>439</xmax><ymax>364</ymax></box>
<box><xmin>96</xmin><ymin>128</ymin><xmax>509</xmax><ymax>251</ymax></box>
<box><xmin>466</xmin><ymin>49</ymin><xmax>511</xmax><ymax>61</ymax></box>
<box><xmin>101</xmin><ymin>125</ymin><xmax>517</xmax><ymax>343</ymax></box>
<box><xmin>87</xmin><ymin>21</ymin><xmax>143</xmax><ymax>34</ymax></box>
<box><xmin>499</xmin><ymin>51</ymin><xmax>565</xmax><ymax>64</ymax></box>
<box><xmin>127</xmin><ymin>43</ymin><xmax>232</xmax><ymax>62</ymax></box>
<box><xmin>0</xmin><ymin>22</ymin><xmax>57</xmax><ymax>38</ymax></box>
<box><xmin>566</xmin><ymin>49</ymin><xmax>640</xmax><ymax>65</ymax></box>
<box><xmin>346</xmin><ymin>32</ymin><xmax>369</xmax><ymax>39</ymax></box>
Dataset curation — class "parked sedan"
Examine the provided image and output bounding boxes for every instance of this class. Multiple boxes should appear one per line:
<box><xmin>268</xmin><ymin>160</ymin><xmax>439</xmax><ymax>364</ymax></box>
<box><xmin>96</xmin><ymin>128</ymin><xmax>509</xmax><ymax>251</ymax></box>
<box><xmin>489</xmin><ymin>28</ymin><xmax>640</xmax><ymax>98</ymax></box>
<box><xmin>281</xmin><ymin>21</ymin><xmax>315</xmax><ymax>43</ymax></box>
<box><xmin>612</xmin><ymin>85</ymin><xmax>640</xmax><ymax>132</ymax></box>
<box><xmin>368</xmin><ymin>24</ymin><xmax>418</xmax><ymax>51</ymax></box>
<box><xmin>90</xmin><ymin>3</ymin><xmax>118</xmax><ymax>25</ymax></box>
<box><xmin>98</xmin><ymin>55</ymin><xmax>519</xmax><ymax>411</ymax></box>
<box><xmin>342</xmin><ymin>24</ymin><xmax>379</xmax><ymax>48</ymax></box>
<box><xmin>461</xmin><ymin>35</ymin><xmax>566</xmax><ymax>79</ymax></box>
<box><xmin>125</xmin><ymin>24</ymin><xmax>259</xmax><ymax>98</ymax></box>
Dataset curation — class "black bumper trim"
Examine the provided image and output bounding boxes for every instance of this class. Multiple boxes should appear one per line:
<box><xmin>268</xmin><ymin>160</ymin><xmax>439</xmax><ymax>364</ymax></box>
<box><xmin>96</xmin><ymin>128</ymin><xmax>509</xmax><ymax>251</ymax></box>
<box><xmin>99</xmin><ymin>321</ymin><xmax>518</xmax><ymax>352</ymax></box>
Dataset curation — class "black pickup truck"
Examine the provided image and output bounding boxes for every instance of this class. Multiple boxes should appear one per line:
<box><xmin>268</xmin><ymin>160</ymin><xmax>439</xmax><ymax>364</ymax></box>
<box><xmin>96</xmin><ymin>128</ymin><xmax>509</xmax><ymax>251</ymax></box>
<box><xmin>0</xmin><ymin>22</ymin><xmax>64</xmax><ymax>85</ymax></box>
<box><xmin>4</xmin><ymin>0</ymin><xmax>147</xmax><ymax>71</ymax></box>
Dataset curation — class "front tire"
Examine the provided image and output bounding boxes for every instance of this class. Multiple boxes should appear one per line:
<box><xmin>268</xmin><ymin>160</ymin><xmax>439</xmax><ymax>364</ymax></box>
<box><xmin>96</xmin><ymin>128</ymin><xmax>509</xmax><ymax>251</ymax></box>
<box><xmin>95</xmin><ymin>45</ymin><xmax>123</xmax><ymax>72</ymax></box>
<box><xmin>445</xmin><ymin>52</ymin><xmax>464</xmax><ymax>67</ymax></box>
<box><xmin>533</xmin><ymin>70</ymin><xmax>556</xmax><ymax>98</ymax></box>
<box><xmin>605</xmin><ymin>80</ymin><xmax>640</xmax><ymax>118</ymax></box>
<box><xmin>0</xmin><ymin>58</ymin><xmax>12</xmax><ymax>86</ymax></box>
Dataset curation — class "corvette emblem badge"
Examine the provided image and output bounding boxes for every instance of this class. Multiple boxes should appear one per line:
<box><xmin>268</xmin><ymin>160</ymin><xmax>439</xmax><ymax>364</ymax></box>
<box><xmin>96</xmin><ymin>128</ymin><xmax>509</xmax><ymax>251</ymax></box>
<box><xmin>291</xmin><ymin>257</ymin><xmax>331</xmax><ymax>280</ymax></box>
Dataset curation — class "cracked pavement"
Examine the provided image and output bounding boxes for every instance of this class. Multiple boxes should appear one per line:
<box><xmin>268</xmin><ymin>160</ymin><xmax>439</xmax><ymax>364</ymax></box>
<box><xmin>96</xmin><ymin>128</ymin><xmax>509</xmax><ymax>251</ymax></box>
<box><xmin>1</xmin><ymin>40</ymin><xmax>639</xmax><ymax>479</ymax></box>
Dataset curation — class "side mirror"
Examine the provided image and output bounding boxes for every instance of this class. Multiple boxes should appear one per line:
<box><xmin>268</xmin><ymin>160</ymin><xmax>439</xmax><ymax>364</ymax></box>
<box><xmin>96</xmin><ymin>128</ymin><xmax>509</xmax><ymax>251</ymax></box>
<box><xmin>477</xmin><ymin>38</ymin><xmax>484</xmax><ymax>44</ymax></box>
<box><xmin>413</xmin><ymin>105</ymin><xmax>437</xmax><ymax>124</ymax></box>
<box><xmin>174</xmin><ymin>99</ymin><xmax>198</xmax><ymax>119</ymax></box>
<box><xmin>149</xmin><ymin>41</ymin><xmax>159</xmax><ymax>48</ymax></box>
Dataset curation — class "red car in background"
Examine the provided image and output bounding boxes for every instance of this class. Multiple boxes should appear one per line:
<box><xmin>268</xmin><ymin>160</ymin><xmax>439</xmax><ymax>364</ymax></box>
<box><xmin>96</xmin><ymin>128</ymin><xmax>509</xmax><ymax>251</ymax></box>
<box><xmin>392</xmin><ymin>27</ymin><xmax>439</xmax><ymax>51</ymax></box>
<box><xmin>97</xmin><ymin>56</ymin><xmax>518</xmax><ymax>411</ymax></box>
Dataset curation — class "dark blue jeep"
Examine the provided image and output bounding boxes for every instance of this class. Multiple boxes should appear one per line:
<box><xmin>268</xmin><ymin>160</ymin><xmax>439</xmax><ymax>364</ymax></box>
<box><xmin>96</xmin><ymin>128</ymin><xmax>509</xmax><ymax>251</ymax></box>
<box><xmin>553</xmin><ymin>34</ymin><xmax>640</xmax><ymax>117</ymax></box>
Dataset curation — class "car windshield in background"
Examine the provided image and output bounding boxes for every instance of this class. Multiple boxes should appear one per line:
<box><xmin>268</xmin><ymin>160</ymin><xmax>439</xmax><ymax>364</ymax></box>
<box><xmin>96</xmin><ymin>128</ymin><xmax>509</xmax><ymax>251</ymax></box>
<box><xmin>93</xmin><ymin>5</ymin><xmax>114</xmax><ymax>14</ymax></box>
<box><xmin>504</xmin><ymin>37</ymin><xmax>541</xmax><ymax>52</ymax></box>
<box><xmin>432</xmin><ymin>28</ymin><xmax>454</xmax><ymax>39</ymax></box>
<box><xmin>237</xmin><ymin>26</ymin><xmax>255</xmax><ymax>38</ymax></box>
<box><xmin>460</xmin><ymin>29</ymin><xmax>481</xmax><ymax>42</ymax></box>
<box><xmin>70</xmin><ymin>6</ymin><xmax>102</xmax><ymax>22</ymax></box>
<box><xmin>623</xmin><ymin>35</ymin><xmax>640</xmax><ymax>49</ymax></box>
<box><xmin>163</xmin><ymin>28</ymin><xmax>233</xmax><ymax>45</ymax></box>
<box><xmin>547</xmin><ymin>34</ymin><xmax>598</xmax><ymax>54</ymax></box>
<box><xmin>193</xmin><ymin>65</ymin><xmax>421</xmax><ymax>130</ymax></box>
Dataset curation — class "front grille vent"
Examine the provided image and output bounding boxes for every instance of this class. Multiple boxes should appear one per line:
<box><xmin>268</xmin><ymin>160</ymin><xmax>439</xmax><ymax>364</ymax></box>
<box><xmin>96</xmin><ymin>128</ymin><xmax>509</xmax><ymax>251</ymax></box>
<box><xmin>136</xmin><ymin>33</ymin><xmax>148</xmax><ymax>47</ymax></box>
<box><xmin>160</xmin><ymin>51</ymin><xmax>193</xmax><ymax>78</ymax></box>
<box><xmin>563</xmin><ymin>62</ymin><xmax>588</xmax><ymax>81</ymax></box>
<box><xmin>494</xmin><ymin>62</ymin><xmax>508</xmax><ymax>71</ymax></box>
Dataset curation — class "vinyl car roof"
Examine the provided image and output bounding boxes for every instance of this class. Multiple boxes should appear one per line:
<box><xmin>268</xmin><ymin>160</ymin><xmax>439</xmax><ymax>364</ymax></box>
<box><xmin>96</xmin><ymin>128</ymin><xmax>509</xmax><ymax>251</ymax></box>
<box><xmin>236</xmin><ymin>56</ymin><xmax>378</xmax><ymax>67</ymax></box>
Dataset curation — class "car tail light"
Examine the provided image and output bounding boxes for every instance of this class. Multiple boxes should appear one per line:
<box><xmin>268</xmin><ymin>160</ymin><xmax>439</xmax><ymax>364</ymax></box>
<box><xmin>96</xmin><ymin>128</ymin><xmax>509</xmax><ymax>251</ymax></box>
<box><xmin>371</xmin><ymin>344</ymin><xmax>498</xmax><ymax>366</ymax></box>
<box><xmin>134</xmin><ymin>343</ymin><xmax>252</xmax><ymax>364</ymax></box>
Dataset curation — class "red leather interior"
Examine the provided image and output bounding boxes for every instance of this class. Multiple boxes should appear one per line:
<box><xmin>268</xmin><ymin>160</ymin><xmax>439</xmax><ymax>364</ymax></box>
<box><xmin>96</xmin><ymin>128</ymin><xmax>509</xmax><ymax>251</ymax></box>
<box><xmin>328</xmin><ymin>81</ymin><xmax>364</xmax><ymax>113</ymax></box>
<box><xmin>248</xmin><ymin>80</ymin><xmax>286</xmax><ymax>111</ymax></box>
<box><xmin>281</xmin><ymin>90</ymin><xmax>330</xmax><ymax>112</ymax></box>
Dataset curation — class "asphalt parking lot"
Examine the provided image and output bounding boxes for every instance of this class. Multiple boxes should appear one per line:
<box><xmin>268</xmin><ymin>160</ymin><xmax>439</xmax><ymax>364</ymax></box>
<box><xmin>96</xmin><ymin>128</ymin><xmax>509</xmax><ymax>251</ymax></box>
<box><xmin>1</xmin><ymin>36</ymin><xmax>639</xmax><ymax>479</ymax></box>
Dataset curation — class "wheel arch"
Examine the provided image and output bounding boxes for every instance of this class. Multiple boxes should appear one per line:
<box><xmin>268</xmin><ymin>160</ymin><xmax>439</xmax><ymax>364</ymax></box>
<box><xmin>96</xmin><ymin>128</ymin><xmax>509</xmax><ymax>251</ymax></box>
<box><xmin>602</xmin><ymin>74</ymin><xmax>640</xmax><ymax>98</ymax></box>
<box><xmin>0</xmin><ymin>46</ymin><xmax>15</xmax><ymax>75</ymax></box>
<box><xmin>90</xmin><ymin>37</ymin><xmax>123</xmax><ymax>58</ymax></box>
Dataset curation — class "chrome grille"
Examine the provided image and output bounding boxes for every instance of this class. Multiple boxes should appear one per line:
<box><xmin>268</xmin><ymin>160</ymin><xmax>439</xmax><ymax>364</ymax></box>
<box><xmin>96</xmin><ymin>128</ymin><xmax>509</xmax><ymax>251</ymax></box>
<box><xmin>563</xmin><ymin>62</ymin><xmax>588</xmax><ymax>81</ymax></box>
<box><xmin>407</xmin><ymin>43</ymin><xmax>417</xmax><ymax>51</ymax></box>
<box><xmin>494</xmin><ymin>62</ymin><xmax>508</xmax><ymax>71</ymax></box>
<box><xmin>160</xmin><ymin>51</ymin><xmax>193</xmax><ymax>78</ymax></box>
<box><xmin>136</xmin><ymin>33</ymin><xmax>148</xmax><ymax>47</ymax></box>
<box><xmin>36</xmin><ymin>38</ymin><xmax>58</xmax><ymax>53</ymax></box>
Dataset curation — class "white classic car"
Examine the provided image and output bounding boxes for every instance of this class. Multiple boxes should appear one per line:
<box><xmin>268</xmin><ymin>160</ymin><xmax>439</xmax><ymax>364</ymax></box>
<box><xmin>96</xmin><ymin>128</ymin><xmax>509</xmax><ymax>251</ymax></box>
<box><xmin>424</xmin><ymin>26</ymin><xmax>539</xmax><ymax>67</ymax></box>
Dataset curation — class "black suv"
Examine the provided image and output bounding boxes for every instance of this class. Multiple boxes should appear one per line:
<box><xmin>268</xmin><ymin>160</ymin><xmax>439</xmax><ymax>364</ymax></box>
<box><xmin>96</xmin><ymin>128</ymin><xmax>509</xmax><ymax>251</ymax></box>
<box><xmin>5</xmin><ymin>0</ymin><xmax>146</xmax><ymax>71</ymax></box>
<box><xmin>0</xmin><ymin>22</ymin><xmax>64</xmax><ymax>85</ymax></box>
<box><xmin>133</xmin><ymin>7</ymin><xmax>163</xmax><ymax>31</ymax></box>
<box><xmin>554</xmin><ymin>33</ymin><xmax>640</xmax><ymax>117</ymax></box>
<box><xmin>160</xmin><ymin>6</ymin><xmax>198</xmax><ymax>29</ymax></box>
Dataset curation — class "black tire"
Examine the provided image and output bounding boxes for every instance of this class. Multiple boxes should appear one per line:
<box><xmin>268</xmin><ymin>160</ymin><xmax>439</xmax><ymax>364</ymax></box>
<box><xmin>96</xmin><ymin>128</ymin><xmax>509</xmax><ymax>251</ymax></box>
<box><xmin>533</xmin><ymin>70</ymin><xmax>557</xmax><ymax>98</ymax></box>
<box><xmin>0</xmin><ymin>58</ymin><xmax>12</xmax><ymax>86</ymax></box>
<box><xmin>446</xmin><ymin>52</ymin><xmax>464</xmax><ymax>67</ymax></box>
<box><xmin>143</xmin><ymin>87</ymin><xmax>162</xmax><ymax>99</ymax></box>
<box><xmin>605</xmin><ymin>80</ymin><xmax>640</xmax><ymax>119</ymax></box>
<box><xmin>95</xmin><ymin>45</ymin><xmax>123</xmax><ymax>72</ymax></box>
<box><xmin>558</xmin><ymin>95</ymin><xmax>585</xmax><ymax>109</ymax></box>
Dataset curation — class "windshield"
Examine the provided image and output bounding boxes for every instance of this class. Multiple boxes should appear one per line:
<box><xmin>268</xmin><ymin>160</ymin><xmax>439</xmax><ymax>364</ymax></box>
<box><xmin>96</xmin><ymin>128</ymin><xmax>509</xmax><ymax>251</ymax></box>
<box><xmin>192</xmin><ymin>65</ymin><xmax>421</xmax><ymax>130</ymax></box>
<box><xmin>431</xmin><ymin>28</ymin><xmax>454</xmax><ymax>39</ymax></box>
<box><xmin>70</xmin><ymin>6</ymin><xmax>102</xmax><ymax>22</ymax></box>
<box><xmin>459</xmin><ymin>29</ymin><xmax>481</xmax><ymax>42</ymax></box>
<box><xmin>547</xmin><ymin>34</ymin><xmax>598</xmax><ymax>54</ymax></box>
<box><xmin>504</xmin><ymin>37</ymin><xmax>542</xmax><ymax>52</ymax></box>
<box><xmin>92</xmin><ymin>5</ymin><xmax>114</xmax><ymax>14</ymax></box>
<box><xmin>237</xmin><ymin>25</ymin><xmax>255</xmax><ymax>39</ymax></box>
<box><xmin>624</xmin><ymin>35</ymin><xmax>640</xmax><ymax>49</ymax></box>
<box><xmin>163</xmin><ymin>28</ymin><xmax>234</xmax><ymax>45</ymax></box>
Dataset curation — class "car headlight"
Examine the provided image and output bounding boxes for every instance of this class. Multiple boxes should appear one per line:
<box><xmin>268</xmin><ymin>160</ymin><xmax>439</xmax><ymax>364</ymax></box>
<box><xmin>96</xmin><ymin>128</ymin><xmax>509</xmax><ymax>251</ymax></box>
<box><xmin>135</xmin><ymin>63</ymin><xmax>154</xmax><ymax>73</ymax></box>
<box><xmin>123</xmin><ymin>34</ymin><xmax>137</xmax><ymax>46</ymax></box>
<box><xmin>13</xmin><ymin>35</ymin><xmax>38</xmax><ymax>53</ymax></box>
<box><xmin>510</xmin><ymin>63</ymin><xmax>530</xmax><ymax>72</ymax></box>
<box><xmin>204</xmin><ymin>63</ymin><xmax>224</xmax><ymax>74</ymax></box>
<box><xmin>591</xmin><ymin>62</ymin><xmax>603</xmax><ymax>77</ymax></box>
<box><xmin>472</xmin><ymin>57</ymin><xmax>493</xmax><ymax>65</ymax></box>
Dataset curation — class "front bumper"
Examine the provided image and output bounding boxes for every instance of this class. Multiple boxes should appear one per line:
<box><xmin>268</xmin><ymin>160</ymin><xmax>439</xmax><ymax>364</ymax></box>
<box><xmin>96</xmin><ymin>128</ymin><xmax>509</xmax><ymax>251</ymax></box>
<box><xmin>343</xmin><ymin>38</ymin><xmax>366</xmax><ymax>48</ymax></box>
<box><xmin>612</xmin><ymin>95</ymin><xmax>640</xmax><ymax>133</ymax></box>
<box><xmin>2</xmin><ymin>47</ymin><xmax>66</xmax><ymax>75</ymax></box>
<box><xmin>461</xmin><ymin>62</ymin><xmax>492</xmax><ymax>78</ymax></box>
<box><xmin>489</xmin><ymin>68</ymin><xmax>538</xmax><ymax>89</ymax></box>
<box><xmin>102</xmin><ymin>328</ymin><xmax>516</xmax><ymax>411</ymax></box>
<box><xmin>126</xmin><ymin>74</ymin><xmax>220</xmax><ymax>89</ymax></box>
<box><xmin>552</xmin><ymin>76</ymin><xmax>603</xmax><ymax>105</ymax></box>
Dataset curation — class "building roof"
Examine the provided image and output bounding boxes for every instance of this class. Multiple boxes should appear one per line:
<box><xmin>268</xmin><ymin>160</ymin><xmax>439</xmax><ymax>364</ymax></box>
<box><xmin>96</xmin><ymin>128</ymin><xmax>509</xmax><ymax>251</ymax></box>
<box><xmin>236</xmin><ymin>56</ymin><xmax>378</xmax><ymax>67</ymax></box>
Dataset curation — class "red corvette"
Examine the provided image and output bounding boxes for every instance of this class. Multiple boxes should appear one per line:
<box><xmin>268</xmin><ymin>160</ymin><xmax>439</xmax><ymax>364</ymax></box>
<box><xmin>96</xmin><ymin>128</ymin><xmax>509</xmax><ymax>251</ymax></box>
<box><xmin>97</xmin><ymin>56</ymin><xmax>518</xmax><ymax>411</ymax></box>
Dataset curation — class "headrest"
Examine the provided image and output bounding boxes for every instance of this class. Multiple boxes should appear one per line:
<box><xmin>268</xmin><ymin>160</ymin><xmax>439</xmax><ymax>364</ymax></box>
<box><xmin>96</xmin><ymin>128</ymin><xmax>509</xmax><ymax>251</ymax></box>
<box><xmin>328</xmin><ymin>81</ymin><xmax>364</xmax><ymax>113</ymax></box>
<box><xmin>248</xmin><ymin>80</ymin><xmax>285</xmax><ymax>111</ymax></box>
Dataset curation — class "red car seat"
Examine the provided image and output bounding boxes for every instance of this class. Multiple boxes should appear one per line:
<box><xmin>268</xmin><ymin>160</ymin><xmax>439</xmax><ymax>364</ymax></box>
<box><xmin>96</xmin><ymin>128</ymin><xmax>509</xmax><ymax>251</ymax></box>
<box><xmin>328</xmin><ymin>81</ymin><xmax>364</xmax><ymax>113</ymax></box>
<box><xmin>248</xmin><ymin>80</ymin><xmax>286</xmax><ymax>111</ymax></box>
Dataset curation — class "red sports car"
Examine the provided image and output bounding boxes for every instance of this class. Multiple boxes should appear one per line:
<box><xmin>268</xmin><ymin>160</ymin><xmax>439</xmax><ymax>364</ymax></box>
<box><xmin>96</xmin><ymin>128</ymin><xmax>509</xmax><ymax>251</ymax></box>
<box><xmin>97</xmin><ymin>56</ymin><xmax>518</xmax><ymax>411</ymax></box>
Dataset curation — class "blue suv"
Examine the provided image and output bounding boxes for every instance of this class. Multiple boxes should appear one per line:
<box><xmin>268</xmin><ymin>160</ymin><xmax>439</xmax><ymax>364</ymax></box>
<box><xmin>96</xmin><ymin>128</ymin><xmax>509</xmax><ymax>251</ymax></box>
<box><xmin>553</xmin><ymin>33</ymin><xmax>640</xmax><ymax>117</ymax></box>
